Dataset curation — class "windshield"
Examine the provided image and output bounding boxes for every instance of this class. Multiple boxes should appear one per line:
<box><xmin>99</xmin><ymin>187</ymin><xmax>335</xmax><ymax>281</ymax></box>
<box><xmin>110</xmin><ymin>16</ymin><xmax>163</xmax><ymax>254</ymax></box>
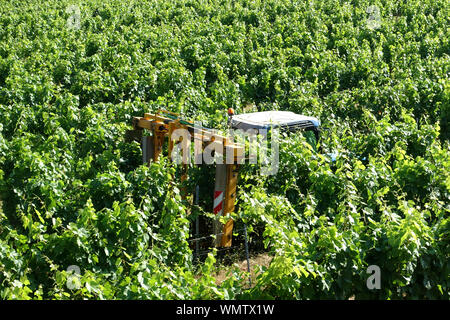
<box><xmin>302</xmin><ymin>130</ymin><xmax>318</xmax><ymax>152</ymax></box>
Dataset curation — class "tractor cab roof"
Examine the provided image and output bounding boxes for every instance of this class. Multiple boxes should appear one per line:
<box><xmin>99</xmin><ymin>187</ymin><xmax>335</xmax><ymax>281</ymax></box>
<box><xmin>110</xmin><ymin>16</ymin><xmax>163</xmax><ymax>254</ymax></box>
<box><xmin>231</xmin><ymin>111</ymin><xmax>320</xmax><ymax>131</ymax></box>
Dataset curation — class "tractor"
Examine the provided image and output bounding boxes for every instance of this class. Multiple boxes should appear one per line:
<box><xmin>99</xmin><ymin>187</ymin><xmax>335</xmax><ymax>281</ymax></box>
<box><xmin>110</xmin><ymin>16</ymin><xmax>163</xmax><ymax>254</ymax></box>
<box><xmin>126</xmin><ymin>109</ymin><xmax>321</xmax><ymax>248</ymax></box>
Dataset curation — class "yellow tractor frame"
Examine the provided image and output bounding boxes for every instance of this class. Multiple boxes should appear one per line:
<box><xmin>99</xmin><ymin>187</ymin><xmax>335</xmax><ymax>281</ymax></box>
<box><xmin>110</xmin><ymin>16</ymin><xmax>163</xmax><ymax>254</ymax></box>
<box><xmin>127</xmin><ymin>110</ymin><xmax>244</xmax><ymax>247</ymax></box>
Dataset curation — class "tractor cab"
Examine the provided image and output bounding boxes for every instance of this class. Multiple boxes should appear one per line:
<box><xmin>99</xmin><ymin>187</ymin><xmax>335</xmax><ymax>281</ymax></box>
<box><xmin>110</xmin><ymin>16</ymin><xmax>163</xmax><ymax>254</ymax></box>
<box><xmin>230</xmin><ymin>111</ymin><xmax>321</xmax><ymax>151</ymax></box>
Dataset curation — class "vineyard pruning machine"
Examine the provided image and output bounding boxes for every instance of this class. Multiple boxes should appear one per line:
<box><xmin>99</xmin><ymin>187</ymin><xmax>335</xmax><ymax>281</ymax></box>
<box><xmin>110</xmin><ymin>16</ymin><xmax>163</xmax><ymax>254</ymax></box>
<box><xmin>126</xmin><ymin>109</ymin><xmax>320</xmax><ymax>248</ymax></box>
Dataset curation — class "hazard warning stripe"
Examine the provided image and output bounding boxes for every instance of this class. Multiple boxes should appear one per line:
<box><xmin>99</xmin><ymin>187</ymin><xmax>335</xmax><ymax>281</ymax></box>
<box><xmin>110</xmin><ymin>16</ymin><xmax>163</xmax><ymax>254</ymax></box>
<box><xmin>213</xmin><ymin>191</ymin><xmax>224</xmax><ymax>215</ymax></box>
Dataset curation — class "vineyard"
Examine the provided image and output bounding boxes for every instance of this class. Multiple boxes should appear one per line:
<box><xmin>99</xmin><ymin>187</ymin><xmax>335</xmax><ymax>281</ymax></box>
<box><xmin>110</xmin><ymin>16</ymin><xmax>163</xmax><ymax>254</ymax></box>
<box><xmin>0</xmin><ymin>0</ymin><xmax>449</xmax><ymax>300</ymax></box>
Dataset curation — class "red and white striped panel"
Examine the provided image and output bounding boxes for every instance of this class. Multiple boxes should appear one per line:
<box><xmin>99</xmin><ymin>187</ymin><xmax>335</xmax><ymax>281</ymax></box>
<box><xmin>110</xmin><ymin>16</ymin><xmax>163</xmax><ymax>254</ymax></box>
<box><xmin>213</xmin><ymin>191</ymin><xmax>224</xmax><ymax>215</ymax></box>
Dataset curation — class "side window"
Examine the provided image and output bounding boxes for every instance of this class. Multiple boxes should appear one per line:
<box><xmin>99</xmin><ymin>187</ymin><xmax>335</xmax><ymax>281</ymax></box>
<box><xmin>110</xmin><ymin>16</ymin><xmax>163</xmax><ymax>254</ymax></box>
<box><xmin>302</xmin><ymin>130</ymin><xmax>317</xmax><ymax>152</ymax></box>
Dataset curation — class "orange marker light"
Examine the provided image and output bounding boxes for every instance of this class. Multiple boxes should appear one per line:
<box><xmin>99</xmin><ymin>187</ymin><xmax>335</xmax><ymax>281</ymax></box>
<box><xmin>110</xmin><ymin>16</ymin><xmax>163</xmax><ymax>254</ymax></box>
<box><xmin>228</xmin><ymin>108</ymin><xmax>235</xmax><ymax>116</ymax></box>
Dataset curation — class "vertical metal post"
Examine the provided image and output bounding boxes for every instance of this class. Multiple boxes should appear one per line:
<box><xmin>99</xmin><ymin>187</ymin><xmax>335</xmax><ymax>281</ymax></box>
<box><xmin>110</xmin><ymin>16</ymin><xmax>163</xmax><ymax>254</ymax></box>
<box><xmin>213</xmin><ymin>164</ymin><xmax>227</xmax><ymax>247</ymax></box>
<box><xmin>195</xmin><ymin>185</ymin><xmax>200</xmax><ymax>263</ymax></box>
<box><xmin>213</xmin><ymin>162</ymin><xmax>239</xmax><ymax>248</ymax></box>
<box><xmin>142</xmin><ymin>136</ymin><xmax>153</xmax><ymax>165</ymax></box>
<box><xmin>244</xmin><ymin>224</ymin><xmax>252</xmax><ymax>288</ymax></box>
<box><xmin>152</xmin><ymin>123</ymin><xmax>166</xmax><ymax>162</ymax></box>
<box><xmin>220</xmin><ymin>164</ymin><xmax>238</xmax><ymax>247</ymax></box>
